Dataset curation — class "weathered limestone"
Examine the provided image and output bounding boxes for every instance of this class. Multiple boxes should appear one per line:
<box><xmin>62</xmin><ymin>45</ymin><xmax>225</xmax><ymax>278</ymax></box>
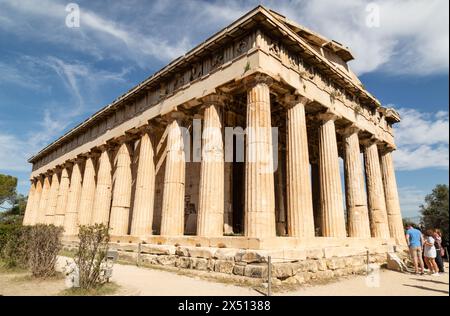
<box><xmin>110</xmin><ymin>142</ymin><xmax>133</xmax><ymax>236</ymax></box>
<box><xmin>286</xmin><ymin>96</ymin><xmax>314</xmax><ymax>238</ymax></box>
<box><xmin>380</xmin><ymin>150</ymin><xmax>406</xmax><ymax>245</ymax></box>
<box><xmin>78</xmin><ymin>155</ymin><xmax>96</xmax><ymax>226</ymax></box>
<box><xmin>91</xmin><ymin>147</ymin><xmax>112</xmax><ymax>225</ymax></box>
<box><xmin>64</xmin><ymin>160</ymin><xmax>83</xmax><ymax>235</ymax></box>
<box><xmin>197</xmin><ymin>99</ymin><xmax>225</xmax><ymax>237</ymax></box>
<box><xmin>37</xmin><ymin>174</ymin><xmax>51</xmax><ymax>224</ymax></box>
<box><xmin>23</xmin><ymin>180</ymin><xmax>37</xmax><ymax>225</ymax></box>
<box><xmin>160</xmin><ymin>118</ymin><xmax>186</xmax><ymax>236</ymax></box>
<box><xmin>342</xmin><ymin>126</ymin><xmax>371</xmax><ymax>238</ymax></box>
<box><xmin>363</xmin><ymin>140</ymin><xmax>390</xmax><ymax>239</ymax></box>
<box><xmin>55</xmin><ymin>166</ymin><xmax>71</xmax><ymax>227</ymax></box>
<box><xmin>45</xmin><ymin>171</ymin><xmax>60</xmax><ymax>225</ymax></box>
<box><xmin>29</xmin><ymin>177</ymin><xmax>43</xmax><ymax>225</ymax></box>
<box><xmin>318</xmin><ymin>113</ymin><xmax>346</xmax><ymax>237</ymax></box>
<box><xmin>130</xmin><ymin>132</ymin><xmax>156</xmax><ymax>238</ymax></box>
<box><xmin>244</xmin><ymin>78</ymin><xmax>276</xmax><ymax>238</ymax></box>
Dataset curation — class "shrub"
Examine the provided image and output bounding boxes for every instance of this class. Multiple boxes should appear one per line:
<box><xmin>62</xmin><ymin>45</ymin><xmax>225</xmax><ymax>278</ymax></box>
<box><xmin>27</xmin><ymin>224</ymin><xmax>63</xmax><ymax>278</ymax></box>
<box><xmin>1</xmin><ymin>225</ymin><xmax>30</xmax><ymax>268</ymax></box>
<box><xmin>75</xmin><ymin>224</ymin><xmax>110</xmax><ymax>289</ymax></box>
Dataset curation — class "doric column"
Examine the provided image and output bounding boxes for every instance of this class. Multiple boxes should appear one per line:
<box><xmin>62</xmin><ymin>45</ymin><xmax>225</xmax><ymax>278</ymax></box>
<box><xmin>55</xmin><ymin>165</ymin><xmax>71</xmax><ymax>227</ymax></box>
<box><xmin>318</xmin><ymin>112</ymin><xmax>346</xmax><ymax>237</ymax></box>
<box><xmin>109</xmin><ymin>142</ymin><xmax>133</xmax><ymax>236</ymax></box>
<box><xmin>363</xmin><ymin>139</ymin><xmax>390</xmax><ymax>239</ymax></box>
<box><xmin>286</xmin><ymin>96</ymin><xmax>314</xmax><ymax>238</ymax></box>
<box><xmin>64</xmin><ymin>159</ymin><xmax>84</xmax><ymax>235</ymax></box>
<box><xmin>37</xmin><ymin>174</ymin><xmax>51</xmax><ymax>224</ymax></box>
<box><xmin>23</xmin><ymin>179</ymin><xmax>37</xmax><ymax>225</ymax></box>
<box><xmin>380</xmin><ymin>148</ymin><xmax>406</xmax><ymax>245</ymax></box>
<box><xmin>197</xmin><ymin>96</ymin><xmax>225</xmax><ymax>237</ymax></box>
<box><xmin>130</xmin><ymin>131</ymin><xmax>156</xmax><ymax>238</ymax></box>
<box><xmin>244</xmin><ymin>76</ymin><xmax>276</xmax><ymax>238</ymax></box>
<box><xmin>342</xmin><ymin>126</ymin><xmax>371</xmax><ymax>238</ymax></box>
<box><xmin>45</xmin><ymin>170</ymin><xmax>60</xmax><ymax>225</ymax></box>
<box><xmin>160</xmin><ymin>117</ymin><xmax>186</xmax><ymax>236</ymax></box>
<box><xmin>29</xmin><ymin>177</ymin><xmax>43</xmax><ymax>225</ymax></box>
<box><xmin>78</xmin><ymin>155</ymin><xmax>97</xmax><ymax>226</ymax></box>
<box><xmin>91</xmin><ymin>146</ymin><xmax>112</xmax><ymax>225</ymax></box>
<box><xmin>224</xmin><ymin>110</ymin><xmax>236</xmax><ymax>235</ymax></box>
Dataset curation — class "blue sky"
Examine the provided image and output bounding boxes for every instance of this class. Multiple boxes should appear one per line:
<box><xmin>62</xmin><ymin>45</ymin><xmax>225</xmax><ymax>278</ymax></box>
<box><xmin>0</xmin><ymin>0</ymin><xmax>448</xmax><ymax>219</ymax></box>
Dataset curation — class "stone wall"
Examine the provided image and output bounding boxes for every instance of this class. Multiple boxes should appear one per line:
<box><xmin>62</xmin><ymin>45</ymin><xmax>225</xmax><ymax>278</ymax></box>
<box><xmin>62</xmin><ymin>242</ymin><xmax>397</xmax><ymax>285</ymax></box>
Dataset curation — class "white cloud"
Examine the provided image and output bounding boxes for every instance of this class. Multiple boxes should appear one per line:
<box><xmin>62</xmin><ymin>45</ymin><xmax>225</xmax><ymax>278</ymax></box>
<box><xmin>398</xmin><ymin>186</ymin><xmax>427</xmax><ymax>218</ymax></box>
<box><xmin>393</xmin><ymin>108</ymin><xmax>449</xmax><ymax>171</ymax></box>
<box><xmin>0</xmin><ymin>0</ymin><xmax>191</xmax><ymax>65</ymax></box>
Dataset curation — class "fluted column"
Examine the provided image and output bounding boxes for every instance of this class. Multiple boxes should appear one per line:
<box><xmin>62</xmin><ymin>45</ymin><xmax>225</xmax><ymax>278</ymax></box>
<box><xmin>363</xmin><ymin>140</ymin><xmax>390</xmax><ymax>239</ymax></box>
<box><xmin>29</xmin><ymin>177</ymin><xmax>43</xmax><ymax>225</ymax></box>
<box><xmin>91</xmin><ymin>147</ymin><xmax>112</xmax><ymax>225</ymax></box>
<box><xmin>55</xmin><ymin>166</ymin><xmax>71</xmax><ymax>227</ymax></box>
<box><xmin>286</xmin><ymin>96</ymin><xmax>314</xmax><ymax>238</ymax></box>
<box><xmin>23</xmin><ymin>179</ymin><xmax>37</xmax><ymax>225</ymax></box>
<box><xmin>37</xmin><ymin>174</ymin><xmax>51</xmax><ymax>224</ymax></box>
<box><xmin>160</xmin><ymin>118</ymin><xmax>186</xmax><ymax>236</ymax></box>
<box><xmin>109</xmin><ymin>142</ymin><xmax>133</xmax><ymax>236</ymax></box>
<box><xmin>343</xmin><ymin>126</ymin><xmax>371</xmax><ymax>238</ymax></box>
<box><xmin>197</xmin><ymin>97</ymin><xmax>225</xmax><ymax>237</ymax></box>
<box><xmin>380</xmin><ymin>149</ymin><xmax>406</xmax><ymax>245</ymax></box>
<box><xmin>224</xmin><ymin>110</ymin><xmax>235</xmax><ymax>234</ymax></box>
<box><xmin>78</xmin><ymin>155</ymin><xmax>97</xmax><ymax>226</ymax></box>
<box><xmin>318</xmin><ymin>112</ymin><xmax>346</xmax><ymax>237</ymax></box>
<box><xmin>244</xmin><ymin>76</ymin><xmax>276</xmax><ymax>238</ymax></box>
<box><xmin>64</xmin><ymin>159</ymin><xmax>83</xmax><ymax>235</ymax></box>
<box><xmin>130</xmin><ymin>131</ymin><xmax>156</xmax><ymax>238</ymax></box>
<box><xmin>45</xmin><ymin>171</ymin><xmax>60</xmax><ymax>225</ymax></box>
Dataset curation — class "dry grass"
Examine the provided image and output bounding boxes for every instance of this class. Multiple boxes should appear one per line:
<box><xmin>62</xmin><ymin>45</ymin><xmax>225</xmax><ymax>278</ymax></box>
<box><xmin>59</xmin><ymin>282</ymin><xmax>120</xmax><ymax>296</ymax></box>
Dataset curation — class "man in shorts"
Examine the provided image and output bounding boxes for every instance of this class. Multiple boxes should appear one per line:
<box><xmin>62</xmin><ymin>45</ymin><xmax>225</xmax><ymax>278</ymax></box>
<box><xmin>405</xmin><ymin>224</ymin><xmax>425</xmax><ymax>275</ymax></box>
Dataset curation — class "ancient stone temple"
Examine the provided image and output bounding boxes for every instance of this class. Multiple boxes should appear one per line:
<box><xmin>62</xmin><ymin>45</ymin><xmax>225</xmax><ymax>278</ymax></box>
<box><xmin>23</xmin><ymin>6</ymin><xmax>407</xmax><ymax>281</ymax></box>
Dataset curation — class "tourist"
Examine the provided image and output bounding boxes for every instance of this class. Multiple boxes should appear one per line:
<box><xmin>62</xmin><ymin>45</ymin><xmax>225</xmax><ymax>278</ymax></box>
<box><xmin>423</xmin><ymin>229</ymin><xmax>440</xmax><ymax>276</ymax></box>
<box><xmin>405</xmin><ymin>224</ymin><xmax>425</xmax><ymax>275</ymax></box>
<box><xmin>433</xmin><ymin>229</ymin><xmax>445</xmax><ymax>273</ymax></box>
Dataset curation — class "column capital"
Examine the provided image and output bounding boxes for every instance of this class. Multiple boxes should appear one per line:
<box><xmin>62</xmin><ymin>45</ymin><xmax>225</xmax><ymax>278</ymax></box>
<box><xmin>340</xmin><ymin>124</ymin><xmax>361</xmax><ymax>137</ymax></box>
<box><xmin>360</xmin><ymin>136</ymin><xmax>380</xmax><ymax>147</ymax></box>
<box><xmin>281</xmin><ymin>93</ymin><xmax>311</xmax><ymax>109</ymax></box>
<box><xmin>200</xmin><ymin>93</ymin><xmax>230</xmax><ymax>107</ymax></box>
<box><xmin>243</xmin><ymin>73</ymin><xmax>274</xmax><ymax>90</ymax></box>
<box><xmin>378</xmin><ymin>142</ymin><xmax>397</xmax><ymax>154</ymax></box>
<box><xmin>316</xmin><ymin>110</ymin><xmax>341</xmax><ymax>123</ymax></box>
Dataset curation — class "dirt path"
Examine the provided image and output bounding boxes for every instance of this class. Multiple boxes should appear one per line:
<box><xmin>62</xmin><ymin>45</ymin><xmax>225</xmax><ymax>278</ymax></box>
<box><xmin>0</xmin><ymin>272</ymin><xmax>66</xmax><ymax>296</ymax></box>
<box><xmin>283</xmin><ymin>268</ymin><xmax>449</xmax><ymax>296</ymax></box>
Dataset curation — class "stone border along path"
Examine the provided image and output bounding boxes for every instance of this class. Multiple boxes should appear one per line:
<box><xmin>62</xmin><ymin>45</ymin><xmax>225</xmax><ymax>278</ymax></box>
<box><xmin>56</xmin><ymin>257</ymin><xmax>448</xmax><ymax>296</ymax></box>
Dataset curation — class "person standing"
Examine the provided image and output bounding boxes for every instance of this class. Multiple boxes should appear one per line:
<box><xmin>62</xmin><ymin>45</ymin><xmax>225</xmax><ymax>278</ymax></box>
<box><xmin>423</xmin><ymin>229</ymin><xmax>440</xmax><ymax>276</ymax></box>
<box><xmin>405</xmin><ymin>224</ymin><xmax>425</xmax><ymax>275</ymax></box>
<box><xmin>433</xmin><ymin>229</ymin><xmax>445</xmax><ymax>273</ymax></box>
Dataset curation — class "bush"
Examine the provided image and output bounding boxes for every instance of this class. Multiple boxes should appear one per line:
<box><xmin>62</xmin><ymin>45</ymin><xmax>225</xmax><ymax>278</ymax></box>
<box><xmin>1</xmin><ymin>225</ymin><xmax>30</xmax><ymax>268</ymax></box>
<box><xmin>0</xmin><ymin>220</ymin><xmax>22</xmax><ymax>254</ymax></box>
<box><xmin>75</xmin><ymin>224</ymin><xmax>110</xmax><ymax>289</ymax></box>
<box><xmin>27</xmin><ymin>224</ymin><xmax>63</xmax><ymax>278</ymax></box>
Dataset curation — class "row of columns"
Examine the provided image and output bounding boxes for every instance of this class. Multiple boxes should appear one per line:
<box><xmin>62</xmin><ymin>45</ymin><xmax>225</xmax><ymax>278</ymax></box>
<box><xmin>23</xmin><ymin>79</ymin><xmax>405</xmax><ymax>244</ymax></box>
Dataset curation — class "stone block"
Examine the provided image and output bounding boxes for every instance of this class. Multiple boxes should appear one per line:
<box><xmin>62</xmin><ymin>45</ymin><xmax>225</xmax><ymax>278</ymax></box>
<box><xmin>214</xmin><ymin>260</ymin><xmax>234</xmax><ymax>274</ymax></box>
<box><xmin>316</xmin><ymin>270</ymin><xmax>334</xmax><ymax>280</ymax></box>
<box><xmin>272</xmin><ymin>262</ymin><xmax>294</xmax><ymax>279</ymax></box>
<box><xmin>306</xmin><ymin>260</ymin><xmax>318</xmax><ymax>273</ymax></box>
<box><xmin>175</xmin><ymin>256</ymin><xmax>192</xmax><ymax>268</ymax></box>
<box><xmin>244</xmin><ymin>264</ymin><xmax>268</xmax><ymax>278</ymax></box>
<box><xmin>118</xmin><ymin>251</ymin><xmax>137</xmax><ymax>262</ymax></box>
<box><xmin>214</xmin><ymin>248</ymin><xmax>237</xmax><ymax>261</ymax></box>
<box><xmin>305</xmin><ymin>248</ymin><xmax>324</xmax><ymax>259</ymax></box>
<box><xmin>188</xmin><ymin>247</ymin><xmax>216</xmax><ymax>259</ymax></box>
<box><xmin>175</xmin><ymin>247</ymin><xmax>190</xmax><ymax>257</ymax></box>
<box><xmin>192</xmin><ymin>258</ymin><xmax>208</xmax><ymax>270</ymax></box>
<box><xmin>157</xmin><ymin>255</ymin><xmax>177</xmax><ymax>266</ymax></box>
<box><xmin>317</xmin><ymin>259</ymin><xmax>327</xmax><ymax>271</ymax></box>
<box><xmin>281</xmin><ymin>276</ymin><xmax>298</xmax><ymax>285</ymax></box>
<box><xmin>235</xmin><ymin>250</ymin><xmax>267</xmax><ymax>263</ymax></box>
<box><xmin>233</xmin><ymin>265</ymin><xmax>245</xmax><ymax>276</ymax></box>
<box><xmin>141</xmin><ymin>244</ymin><xmax>175</xmax><ymax>255</ymax></box>
<box><xmin>141</xmin><ymin>254</ymin><xmax>158</xmax><ymax>265</ymax></box>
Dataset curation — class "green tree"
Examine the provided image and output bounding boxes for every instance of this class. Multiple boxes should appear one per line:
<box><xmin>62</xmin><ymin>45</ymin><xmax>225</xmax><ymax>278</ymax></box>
<box><xmin>0</xmin><ymin>174</ymin><xmax>17</xmax><ymax>208</ymax></box>
<box><xmin>420</xmin><ymin>184</ymin><xmax>449</xmax><ymax>245</ymax></box>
